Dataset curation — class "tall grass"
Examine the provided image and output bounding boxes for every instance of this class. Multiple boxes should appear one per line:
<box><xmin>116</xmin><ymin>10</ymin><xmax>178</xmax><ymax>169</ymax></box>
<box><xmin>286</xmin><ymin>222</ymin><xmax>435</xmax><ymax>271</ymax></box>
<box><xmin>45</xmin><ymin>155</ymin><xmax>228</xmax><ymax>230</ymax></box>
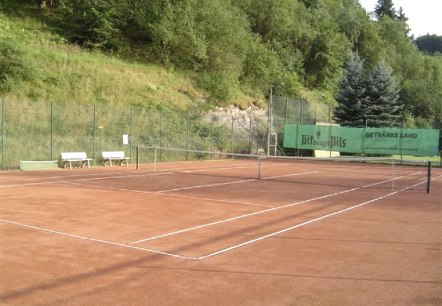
<box><xmin>0</xmin><ymin>11</ymin><xmax>210</xmax><ymax>110</ymax></box>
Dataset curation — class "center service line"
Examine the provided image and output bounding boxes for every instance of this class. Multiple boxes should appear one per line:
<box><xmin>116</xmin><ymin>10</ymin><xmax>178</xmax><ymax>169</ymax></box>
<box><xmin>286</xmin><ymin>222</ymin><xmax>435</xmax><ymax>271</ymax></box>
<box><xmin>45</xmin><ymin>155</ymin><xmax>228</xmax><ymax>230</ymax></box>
<box><xmin>129</xmin><ymin>172</ymin><xmax>419</xmax><ymax>244</ymax></box>
<box><xmin>197</xmin><ymin>178</ymin><xmax>431</xmax><ymax>260</ymax></box>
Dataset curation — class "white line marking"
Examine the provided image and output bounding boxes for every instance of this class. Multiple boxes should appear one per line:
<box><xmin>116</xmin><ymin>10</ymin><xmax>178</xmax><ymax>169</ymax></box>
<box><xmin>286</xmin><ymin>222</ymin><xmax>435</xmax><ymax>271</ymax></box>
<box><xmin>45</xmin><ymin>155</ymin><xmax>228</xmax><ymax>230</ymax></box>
<box><xmin>62</xmin><ymin>181</ymin><xmax>273</xmax><ymax>208</ymax></box>
<box><xmin>2</xmin><ymin>174</ymin><xmax>438</xmax><ymax>262</ymax></box>
<box><xmin>197</xmin><ymin>178</ymin><xmax>431</xmax><ymax>259</ymax></box>
<box><xmin>129</xmin><ymin>172</ymin><xmax>420</xmax><ymax>244</ymax></box>
<box><xmin>155</xmin><ymin>171</ymin><xmax>319</xmax><ymax>193</ymax></box>
<box><xmin>0</xmin><ymin>219</ymin><xmax>197</xmax><ymax>260</ymax></box>
<box><xmin>156</xmin><ymin>178</ymin><xmax>255</xmax><ymax>193</ymax></box>
<box><xmin>263</xmin><ymin>171</ymin><xmax>318</xmax><ymax>180</ymax></box>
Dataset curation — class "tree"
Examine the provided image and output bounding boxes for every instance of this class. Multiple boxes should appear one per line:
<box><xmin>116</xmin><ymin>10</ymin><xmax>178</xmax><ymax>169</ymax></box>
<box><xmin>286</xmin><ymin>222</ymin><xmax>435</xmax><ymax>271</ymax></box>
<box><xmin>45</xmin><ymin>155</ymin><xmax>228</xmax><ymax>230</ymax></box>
<box><xmin>414</xmin><ymin>34</ymin><xmax>442</xmax><ymax>55</ymax></box>
<box><xmin>374</xmin><ymin>0</ymin><xmax>396</xmax><ymax>19</ymax></box>
<box><xmin>59</xmin><ymin>0</ymin><xmax>121</xmax><ymax>50</ymax></box>
<box><xmin>395</xmin><ymin>7</ymin><xmax>407</xmax><ymax>22</ymax></box>
<box><xmin>333</xmin><ymin>52</ymin><xmax>367</xmax><ymax>126</ymax></box>
<box><xmin>364</xmin><ymin>61</ymin><xmax>402</xmax><ymax>127</ymax></box>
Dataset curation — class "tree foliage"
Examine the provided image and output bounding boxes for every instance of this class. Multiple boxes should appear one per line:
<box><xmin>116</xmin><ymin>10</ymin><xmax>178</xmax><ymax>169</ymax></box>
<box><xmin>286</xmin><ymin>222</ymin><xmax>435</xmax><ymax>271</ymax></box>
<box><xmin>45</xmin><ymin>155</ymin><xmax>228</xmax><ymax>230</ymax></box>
<box><xmin>364</xmin><ymin>61</ymin><xmax>402</xmax><ymax>127</ymax></box>
<box><xmin>374</xmin><ymin>0</ymin><xmax>395</xmax><ymax>19</ymax></box>
<box><xmin>59</xmin><ymin>0</ymin><xmax>121</xmax><ymax>49</ymax></box>
<box><xmin>2</xmin><ymin>0</ymin><xmax>442</xmax><ymax>128</ymax></box>
<box><xmin>335</xmin><ymin>53</ymin><xmax>402</xmax><ymax>127</ymax></box>
<box><xmin>415</xmin><ymin>34</ymin><xmax>442</xmax><ymax>55</ymax></box>
<box><xmin>333</xmin><ymin>52</ymin><xmax>367</xmax><ymax>126</ymax></box>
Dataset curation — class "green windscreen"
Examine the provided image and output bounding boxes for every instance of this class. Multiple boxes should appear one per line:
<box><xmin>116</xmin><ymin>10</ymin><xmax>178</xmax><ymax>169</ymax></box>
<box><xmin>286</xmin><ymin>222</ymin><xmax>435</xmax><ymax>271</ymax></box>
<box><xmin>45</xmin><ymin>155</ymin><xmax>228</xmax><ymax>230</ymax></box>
<box><xmin>284</xmin><ymin>124</ymin><xmax>440</xmax><ymax>156</ymax></box>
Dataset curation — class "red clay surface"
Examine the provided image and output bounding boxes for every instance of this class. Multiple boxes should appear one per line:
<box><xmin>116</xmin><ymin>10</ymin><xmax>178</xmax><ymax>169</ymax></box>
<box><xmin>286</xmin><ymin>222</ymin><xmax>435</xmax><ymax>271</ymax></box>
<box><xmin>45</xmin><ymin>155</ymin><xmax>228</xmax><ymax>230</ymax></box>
<box><xmin>1</xmin><ymin>160</ymin><xmax>441</xmax><ymax>305</ymax></box>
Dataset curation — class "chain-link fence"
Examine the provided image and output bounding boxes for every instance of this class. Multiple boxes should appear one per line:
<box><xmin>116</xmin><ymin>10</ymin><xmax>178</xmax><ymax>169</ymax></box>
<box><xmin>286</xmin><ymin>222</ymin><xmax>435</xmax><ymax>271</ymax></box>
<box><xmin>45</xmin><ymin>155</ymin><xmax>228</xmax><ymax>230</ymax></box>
<box><xmin>0</xmin><ymin>99</ymin><xmax>270</xmax><ymax>169</ymax></box>
<box><xmin>0</xmin><ymin>96</ymin><xmax>336</xmax><ymax>169</ymax></box>
<box><xmin>270</xmin><ymin>95</ymin><xmax>335</xmax><ymax>155</ymax></box>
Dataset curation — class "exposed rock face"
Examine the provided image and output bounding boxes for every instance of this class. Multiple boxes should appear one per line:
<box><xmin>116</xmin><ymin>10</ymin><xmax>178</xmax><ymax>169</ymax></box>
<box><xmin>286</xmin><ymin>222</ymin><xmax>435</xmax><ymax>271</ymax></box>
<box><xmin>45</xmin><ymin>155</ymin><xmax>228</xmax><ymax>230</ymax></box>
<box><xmin>207</xmin><ymin>105</ymin><xmax>269</xmax><ymax>153</ymax></box>
<box><xmin>208</xmin><ymin>105</ymin><xmax>268</xmax><ymax>130</ymax></box>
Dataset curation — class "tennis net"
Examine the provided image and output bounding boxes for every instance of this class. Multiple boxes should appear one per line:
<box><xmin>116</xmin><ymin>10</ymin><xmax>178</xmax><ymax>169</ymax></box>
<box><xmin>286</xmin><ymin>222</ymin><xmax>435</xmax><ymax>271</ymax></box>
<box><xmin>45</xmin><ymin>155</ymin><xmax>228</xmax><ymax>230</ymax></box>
<box><xmin>136</xmin><ymin>146</ymin><xmax>434</xmax><ymax>192</ymax></box>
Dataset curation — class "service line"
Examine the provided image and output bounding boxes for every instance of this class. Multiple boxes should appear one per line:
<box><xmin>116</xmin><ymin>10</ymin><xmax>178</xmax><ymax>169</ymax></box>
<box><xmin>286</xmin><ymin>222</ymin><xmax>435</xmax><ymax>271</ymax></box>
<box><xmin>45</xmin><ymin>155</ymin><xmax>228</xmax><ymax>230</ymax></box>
<box><xmin>129</xmin><ymin>172</ymin><xmax>420</xmax><ymax>244</ymax></box>
<box><xmin>197</xmin><ymin>177</ymin><xmax>437</xmax><ymax>260</ymax></box>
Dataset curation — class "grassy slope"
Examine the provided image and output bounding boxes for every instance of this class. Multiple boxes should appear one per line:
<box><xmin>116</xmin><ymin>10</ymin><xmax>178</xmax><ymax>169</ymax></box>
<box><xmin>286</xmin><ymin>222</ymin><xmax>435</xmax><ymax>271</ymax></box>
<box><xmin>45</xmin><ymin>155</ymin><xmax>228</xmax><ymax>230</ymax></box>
<box><xmin>0</xmin><ymin>11</ymin><xmax>217</xmax><ymax>110</ymax></box>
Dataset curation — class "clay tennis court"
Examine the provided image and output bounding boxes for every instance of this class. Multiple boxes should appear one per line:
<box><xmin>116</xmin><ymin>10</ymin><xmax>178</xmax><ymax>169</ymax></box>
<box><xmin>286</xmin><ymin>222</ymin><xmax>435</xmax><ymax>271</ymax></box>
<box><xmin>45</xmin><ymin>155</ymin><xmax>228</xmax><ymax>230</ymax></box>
<box><xmin>1</xmin><ymin>157</ymin><xmax>441</xmax><ymax>305</ymax></box>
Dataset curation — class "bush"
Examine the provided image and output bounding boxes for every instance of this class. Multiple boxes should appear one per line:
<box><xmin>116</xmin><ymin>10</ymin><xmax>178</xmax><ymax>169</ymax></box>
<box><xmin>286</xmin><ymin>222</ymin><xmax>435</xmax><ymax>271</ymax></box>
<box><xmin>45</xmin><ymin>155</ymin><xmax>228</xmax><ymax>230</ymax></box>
<box><xmin>198</xmin><ymin>71</ymin><xmax>241</xmax><ymax>104</ymax></box>
<box><xmin>0</xmin><ymin>40</ymin><xmax>35</xmax><ymax>93</ymax></box>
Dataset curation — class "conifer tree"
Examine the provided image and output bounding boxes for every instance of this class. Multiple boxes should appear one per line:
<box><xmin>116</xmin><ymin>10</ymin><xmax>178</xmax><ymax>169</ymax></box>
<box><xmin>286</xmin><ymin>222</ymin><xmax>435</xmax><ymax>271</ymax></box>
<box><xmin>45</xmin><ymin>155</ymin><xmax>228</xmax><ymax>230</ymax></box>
<box><xmin>375</xmin><ymin>0</ymin><xmax>396</xmax><ymax>19</ymax></box>
<box><xmin>333</xmin><ymin>52</ymin><xmax>367</xmax><ymax>127</ymax></box>
<box><xmin>364</xmin><ymin>61</ymin><xmax>402</xmax><ymax>127</ymax></box>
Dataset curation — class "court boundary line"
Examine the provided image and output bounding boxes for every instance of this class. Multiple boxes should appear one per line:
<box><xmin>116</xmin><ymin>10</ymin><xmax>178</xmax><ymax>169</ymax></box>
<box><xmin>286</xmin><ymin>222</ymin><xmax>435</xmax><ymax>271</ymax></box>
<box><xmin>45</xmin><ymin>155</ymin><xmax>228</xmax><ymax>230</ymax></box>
<box><xmin>129</xmin><ymin>172</ymin><xmax>420</xmax><ymax>244</ymax></box>
<box><xmin>1</xmin><ymin>174</ymin><xmax>438</xmax><ymax>261</ymax></box>
<box><xmin>61</xmin><ymin>170</ymin><xmax>319</xmax><ymax>208</ymax></box>
<box><xmin>0</xmin><ymin>219</ymin><xmax>197</xmax><ymax>260</ymax></box>
<box><xmin>62</xmin><ymin>181</ymin><xmax>275</xmax><ymax>208</ymax></box>
<box><xmin>196</xmin><ymin>178</ymin><xmax>432</xmax><ymax>260</ymax></box>
<box><xmin>0</xmin><ymin>160</ymin><xmax>265</xmax><ymax>188</ymax></box>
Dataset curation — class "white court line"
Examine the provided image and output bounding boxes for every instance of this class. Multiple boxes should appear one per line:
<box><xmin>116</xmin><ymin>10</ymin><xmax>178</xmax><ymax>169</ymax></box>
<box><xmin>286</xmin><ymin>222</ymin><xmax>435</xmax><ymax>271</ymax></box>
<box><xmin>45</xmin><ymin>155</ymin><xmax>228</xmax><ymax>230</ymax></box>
<box><xmin>0</xmin><ymin>162</ymin><xmax>258</xmax><ymax>188</ymax></box>
<box><xmin>156</xmin><ymin>178</ymin><xmax>255</xmax><ymax>193</ymax></box>
<box><xmin>263</xmin><ymin>171</ymin><xmax>318</xmax><ymax>180</ymax></box>
<box><xmin>156</xmin><ymin>171</ymin><xmax>319</xmax><ymax>193</ymax></box>
<box><xmin>0</xmin><ymin>219</ymin><xmax>197</xmax><ymax>260</ymax></box>
<box><xmin>2</xmin><ymin>174</ymin><xmax>437</xmax><ymax>262</ymax></box>
<box><xmin>197</xmin><ymin>178</ymin><xmax>431</xmax><ymax>260</ymax></box>
<box><xmin>61</xmin><ymin>170</ymin><xmax>319</xmax><ymax>208</ymax></box>
<box><xmin>129</xmin><ymin>172</ymin><xmax>420</xmax><ymax>244</ymax></box>
<box><xmin>0</xmin><ymin>169</ymin><xmax>144</xmax><ymax>183</ymax></box>
<box><xmin>62</xmin><ymin>181</ymin><xmax>273</xmax><ymax>208</ymax></box>
<box><xmin>0</xmin><ymin>171</ymin><xmax>170</xmax><ymax>188</ymax></box>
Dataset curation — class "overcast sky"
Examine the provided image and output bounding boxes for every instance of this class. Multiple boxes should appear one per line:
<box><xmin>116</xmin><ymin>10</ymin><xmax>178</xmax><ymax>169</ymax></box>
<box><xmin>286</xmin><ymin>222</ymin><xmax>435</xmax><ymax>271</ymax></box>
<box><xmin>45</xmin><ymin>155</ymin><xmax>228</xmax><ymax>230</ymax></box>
<box><xmin>358</xmin><ymin>0</ymin><xmax>442</xmax><ymax>37</ymax></box>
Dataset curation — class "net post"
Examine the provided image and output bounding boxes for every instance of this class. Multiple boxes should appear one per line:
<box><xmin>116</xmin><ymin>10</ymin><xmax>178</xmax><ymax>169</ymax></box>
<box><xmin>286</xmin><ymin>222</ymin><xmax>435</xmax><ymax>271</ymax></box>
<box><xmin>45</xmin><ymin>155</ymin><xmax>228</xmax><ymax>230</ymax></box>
<box><xmin>392</xmin><ymin>158</ymin><xmax>395</xmax><ymax>192</ymax></box>
<box><xmin>136</xmin><ymin>146</ymin><xmax>139</xmax><ymax>170</ymax></box>
<box><xmin>427</xmin><ymin>161</ymin><xmax>431</xmax><ymax>194</ymax></box>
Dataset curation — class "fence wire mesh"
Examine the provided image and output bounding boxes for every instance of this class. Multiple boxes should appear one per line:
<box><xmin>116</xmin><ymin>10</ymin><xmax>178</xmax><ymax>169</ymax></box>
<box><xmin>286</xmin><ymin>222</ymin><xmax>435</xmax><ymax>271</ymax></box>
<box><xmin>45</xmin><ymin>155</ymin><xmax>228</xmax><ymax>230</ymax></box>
<box><xmin>0</xmin><ymin>96</ymin><xmax>336</xmax><ymax>169</ymax></box>
<box><xmin>270</xmin><ymin>95</ymin><xmax>335</xmax><ymax>154</ymax></box>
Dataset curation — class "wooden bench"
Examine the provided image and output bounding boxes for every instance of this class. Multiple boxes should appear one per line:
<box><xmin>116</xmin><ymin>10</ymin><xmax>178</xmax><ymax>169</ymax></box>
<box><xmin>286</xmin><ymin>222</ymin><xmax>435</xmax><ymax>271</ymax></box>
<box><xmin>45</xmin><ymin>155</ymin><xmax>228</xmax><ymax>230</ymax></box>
<box><xmin>102</xmin><ymin>151</ymin><xmax>130</xmax><ymax>167</ymax></box>
<box><xmin>61</xmin><ymin>152</ymin><xmax>92</xmax><ymax>169</ymax></box>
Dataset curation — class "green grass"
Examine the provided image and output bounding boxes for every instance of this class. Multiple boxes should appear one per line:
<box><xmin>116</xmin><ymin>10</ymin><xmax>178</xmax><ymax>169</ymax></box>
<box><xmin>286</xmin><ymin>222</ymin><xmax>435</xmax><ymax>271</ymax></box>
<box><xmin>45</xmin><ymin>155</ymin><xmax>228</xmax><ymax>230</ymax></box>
<box><xmin>0</xmin><ymin>11</ymin><xmax>213</xmax><ymax>110</ymax></box>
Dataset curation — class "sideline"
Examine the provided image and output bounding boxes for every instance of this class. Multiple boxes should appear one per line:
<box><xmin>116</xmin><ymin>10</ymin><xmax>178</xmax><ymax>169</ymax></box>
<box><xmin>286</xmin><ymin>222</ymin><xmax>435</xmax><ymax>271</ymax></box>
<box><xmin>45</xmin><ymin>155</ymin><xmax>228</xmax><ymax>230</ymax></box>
<box><xmin>129</xmin><ymin>172</ymin><xmax>420</xmax><ymax>244</ymax></box>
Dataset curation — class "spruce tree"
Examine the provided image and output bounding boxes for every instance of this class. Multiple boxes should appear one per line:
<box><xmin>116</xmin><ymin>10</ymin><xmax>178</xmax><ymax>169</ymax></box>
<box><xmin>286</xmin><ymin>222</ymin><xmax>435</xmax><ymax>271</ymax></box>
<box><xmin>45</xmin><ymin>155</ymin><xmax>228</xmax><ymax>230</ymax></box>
<box><xmin>364</xmin><ymin>61</ymin><xmax>402</xmax><ymax>127</ymax></box>
<box><xmin>375</xmin><ymin>0</ymin><xmax>396</xmax><ymax>19</ymax></box>
<box><xmin>333</xmin><ymin>52</ymin><xmax>367</xmax><ymax>127</ymax></box>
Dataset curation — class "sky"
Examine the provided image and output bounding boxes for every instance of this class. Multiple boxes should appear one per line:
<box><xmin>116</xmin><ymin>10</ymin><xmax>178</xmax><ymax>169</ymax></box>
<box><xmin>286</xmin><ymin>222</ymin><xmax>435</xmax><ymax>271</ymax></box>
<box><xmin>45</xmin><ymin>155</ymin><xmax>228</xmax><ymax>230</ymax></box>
<box><xmin>358</xmin><ymin>0</ymin><xmax>442</xmax><ymax>37</ymax></box>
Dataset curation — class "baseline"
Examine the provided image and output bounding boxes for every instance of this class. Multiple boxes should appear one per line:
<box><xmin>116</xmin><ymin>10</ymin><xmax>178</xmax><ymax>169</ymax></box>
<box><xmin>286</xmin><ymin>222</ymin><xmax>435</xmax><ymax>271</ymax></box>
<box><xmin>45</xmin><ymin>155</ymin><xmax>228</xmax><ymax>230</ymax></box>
<box><xmin>0</xmin><ymin>219</ymin><xmax>197</xmax><ymax>260</ymax></box>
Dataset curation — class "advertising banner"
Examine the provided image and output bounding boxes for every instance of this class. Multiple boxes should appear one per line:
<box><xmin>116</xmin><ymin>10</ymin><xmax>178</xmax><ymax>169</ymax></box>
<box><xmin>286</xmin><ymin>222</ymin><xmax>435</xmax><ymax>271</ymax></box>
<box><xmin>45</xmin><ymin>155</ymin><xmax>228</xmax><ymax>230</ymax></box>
<box><xmin>283</xmin><ymin>124</ymin><xmax>440</xmax><ymax>156</ymax></box>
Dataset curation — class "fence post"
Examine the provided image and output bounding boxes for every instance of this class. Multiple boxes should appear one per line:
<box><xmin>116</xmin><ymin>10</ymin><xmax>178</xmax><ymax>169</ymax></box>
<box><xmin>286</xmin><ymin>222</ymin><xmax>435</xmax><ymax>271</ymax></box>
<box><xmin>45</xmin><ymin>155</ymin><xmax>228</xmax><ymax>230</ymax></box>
<box><xmin>136</xmin><ymin>145</ymin><xmax>139</xmax><ymax>170</ymax></box>
<box><xmin>1</xmin><ymin>97</ymin><xmax>4</xmax><ymax>169</ymax></box>
<box><xmin>210</xmin><ymin>114</ymin><xmax>214</xmax><ymax>151</ymax></box>
<box><xmin>300</xmin><ymin>99</ymin><xmax>304</xmax><ymax>125</ymax></box>
<box><xmin>50</xmin><ymin>101</ymin><xmax>53</xmax><ymax>160</ymax></box>
<box><xmin>285</xmin><ymin>96</ymin><xmax>288</xmax><ymax>124</ymax></box>
<box><xmin>186</xmin><ymin>111</ymin><xmax>190</xmax><ymax>160</ymax></box>
<box><xmin>231</xmin><ymin>116</ymin><xmax>234</xmax><ymax>152</ymax></box>
<box><xmin>160</xmin><ymin>110</ymin><xmax>163</xmax><ymax>161</ymax></box>
<box><xmin>129</xmin><ymin>106</ymin><xmax>133</xmax><ymax>161</ymax></box>
<box><xmin>92</xmin><ymin>103</ymin><xmax>96</xmax><ymax>165</ymax></box>
<box><xmin>249</xmin><ymin>116</ymin><xmax>253</xmax><ymax>154</ymax></box>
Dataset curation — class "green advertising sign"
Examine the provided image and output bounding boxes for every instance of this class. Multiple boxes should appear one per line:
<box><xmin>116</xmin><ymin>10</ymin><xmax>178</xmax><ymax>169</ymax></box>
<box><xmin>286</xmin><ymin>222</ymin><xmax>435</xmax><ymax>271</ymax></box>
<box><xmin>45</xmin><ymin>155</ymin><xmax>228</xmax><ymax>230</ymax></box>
<box><xmin>283</xmin><ymin>124</ymin><xmax>440</xmax><ymax>156</ymax></box>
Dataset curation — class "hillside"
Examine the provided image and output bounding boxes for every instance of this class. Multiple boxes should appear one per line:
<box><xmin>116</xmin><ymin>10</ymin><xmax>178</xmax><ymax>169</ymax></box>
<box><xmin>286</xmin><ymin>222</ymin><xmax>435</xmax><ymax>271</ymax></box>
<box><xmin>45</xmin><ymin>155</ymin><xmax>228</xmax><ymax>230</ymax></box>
<box><xmin>0</xmin><ymin>11</ymin><xmax>214</xmax><ymax>110</ymax></box>
<box><xmin>1</xmin><ymin>1</ymin><xmax>441</xmax><ymax>121</ymax></box>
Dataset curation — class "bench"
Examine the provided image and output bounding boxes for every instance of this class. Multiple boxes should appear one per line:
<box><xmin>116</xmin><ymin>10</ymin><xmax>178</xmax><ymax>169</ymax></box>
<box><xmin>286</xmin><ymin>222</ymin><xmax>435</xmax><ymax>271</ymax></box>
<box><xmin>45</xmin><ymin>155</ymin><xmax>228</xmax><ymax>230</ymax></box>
<box><xmin>102</xmin><ymin>151</ymin><xmax>130</xmax><ymax>167</ymax></box>
<box><xmin>61</xmin><ymin>152</ymin><xmax>92</xmax><ymax>169</ymax></box>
